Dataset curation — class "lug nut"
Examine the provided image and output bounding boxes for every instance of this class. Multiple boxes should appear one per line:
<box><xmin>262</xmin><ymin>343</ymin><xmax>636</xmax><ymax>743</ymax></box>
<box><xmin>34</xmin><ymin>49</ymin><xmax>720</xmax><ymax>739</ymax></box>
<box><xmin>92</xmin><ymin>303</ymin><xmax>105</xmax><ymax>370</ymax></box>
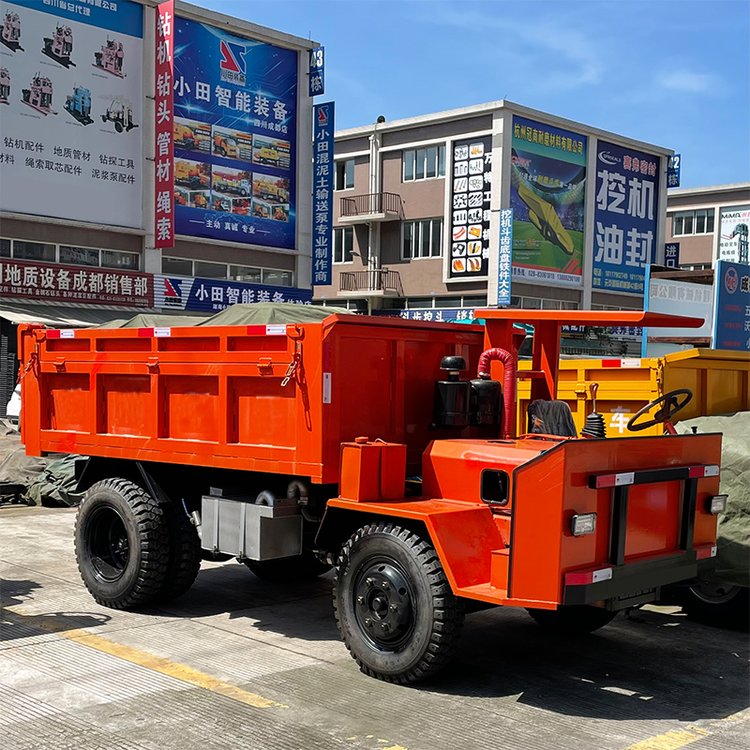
<box><xmin>389</xmin><ymin>604</ymin><xmax>398</xmax><ymax>612</ymax></box>
<box><xmin>381</xmin><ymin>622</ymin><xmax>390</xmax><ymax>631</ymax></box>
<box><xmin>381</xmin><ymin>581</ymin><xmax>389</xmax><ymax>590</ymax></box>
<box><xmin>357</xmin><ymin>595</ymin><xmax>364</xmax><ymax>604</ymax></box>
<box><xmin>366</xmin><ymin>577</ymin><xmax>374</xmax><ymax>587</ymax></box>
<box><xmin>364</xmin><ymin>618</ymin><xmax>372</xmax><ymax>627</ymax></box>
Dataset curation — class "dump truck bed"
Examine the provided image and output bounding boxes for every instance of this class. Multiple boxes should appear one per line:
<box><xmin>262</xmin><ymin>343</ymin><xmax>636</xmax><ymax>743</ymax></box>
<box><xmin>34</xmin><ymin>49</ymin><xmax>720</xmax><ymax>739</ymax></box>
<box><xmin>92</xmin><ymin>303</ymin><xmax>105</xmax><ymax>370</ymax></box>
<box><xmin>18</xmin><ymin>316</ymin><xmax>485</xmax><ymax>483</ymax></box>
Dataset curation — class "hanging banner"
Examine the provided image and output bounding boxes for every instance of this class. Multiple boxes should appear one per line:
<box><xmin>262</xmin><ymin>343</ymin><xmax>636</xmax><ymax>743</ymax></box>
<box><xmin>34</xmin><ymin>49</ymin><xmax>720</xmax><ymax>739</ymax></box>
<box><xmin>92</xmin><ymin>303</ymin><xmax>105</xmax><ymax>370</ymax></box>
<box><xmin>497</xmin><ymin>208</ymin><xmax>512</xmax><ymax>306</ymax></box>
<box><xmin>312</xmin><ymin>101</ymin><xmax>333</xmax><ymax>285</ymax></box>
<box><xmin>510</xmin><ymin>117</ymin><xmax>586</xmax><ymax>287</ymax></box>
<box><xmin>719</xmin><ymin>206</ymin><xmax>750</xmax><ymax>264</ymax></box>
<box><xmin>154</xmin><ymin>274</ymin><xmax>311</xmax><ymax>312</ymax></box>
<box><xmin>448</xmin><ymin>135</ymin><xmax>492</xmax><ymax>279</ymax></box>
<box><xmin>0</xmin><ymin>257</ymin><xmax>152</xmax><ymax>306</ymax></box>
<box><xmin>593</xmin><ymin>141</ymin><xmax>660</xmax><ymax>295</ymax></box>
<box><xmin>308</xmin><ymin>46</ymin><xmax>324</xmax><ymax>97</ymax></box>
<box><xmin>172</xmin><ymin>17</ymin><xmax>298</xmax><ymax>249</ymax></box>
<box><xmin>0</xmin><ymin>0</ymin><xmax>144</xmax><ymax>228</ymax></box>
<box><xmin>713</xmin><ymin>261</ymin><xmax>750</xmax><ymax>351</ymax></box>
<box><xmin>154</xmin><ymin>0</ymin><xmax>174</xmax><ymax>248</ymax></box>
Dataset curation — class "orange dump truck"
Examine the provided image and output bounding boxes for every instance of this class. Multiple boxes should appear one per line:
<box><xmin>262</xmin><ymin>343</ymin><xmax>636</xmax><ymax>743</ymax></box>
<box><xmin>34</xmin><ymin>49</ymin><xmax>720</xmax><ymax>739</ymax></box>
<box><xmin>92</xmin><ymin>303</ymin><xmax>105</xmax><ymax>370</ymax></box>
<box><xmin>18</xmin><ymin>311</ymin><xmax>726</xmax><ymax>683</ymax></box>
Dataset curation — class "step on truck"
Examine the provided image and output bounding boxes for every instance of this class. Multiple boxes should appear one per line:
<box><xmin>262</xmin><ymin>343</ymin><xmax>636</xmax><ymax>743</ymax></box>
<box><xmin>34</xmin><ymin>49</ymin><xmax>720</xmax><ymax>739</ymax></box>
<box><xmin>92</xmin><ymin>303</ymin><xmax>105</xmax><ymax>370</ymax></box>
<box><xmin>18</xmin><ymin>310</ymin><xmax>726</xmax><ymax>683</ymax></box>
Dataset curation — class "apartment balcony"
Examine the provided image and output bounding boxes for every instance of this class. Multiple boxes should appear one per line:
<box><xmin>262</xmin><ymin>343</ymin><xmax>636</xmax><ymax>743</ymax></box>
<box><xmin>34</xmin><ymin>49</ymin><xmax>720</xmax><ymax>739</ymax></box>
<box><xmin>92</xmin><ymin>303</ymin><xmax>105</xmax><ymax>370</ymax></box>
<box><xmin>339</xmin><ymin>268</ymin><xmax>403</xmax><ymax>298</ymax></box>
<box><xmin>338</xmin><ymin>192</ymin><xmax>402</xmax><ymax>224</ymax></box>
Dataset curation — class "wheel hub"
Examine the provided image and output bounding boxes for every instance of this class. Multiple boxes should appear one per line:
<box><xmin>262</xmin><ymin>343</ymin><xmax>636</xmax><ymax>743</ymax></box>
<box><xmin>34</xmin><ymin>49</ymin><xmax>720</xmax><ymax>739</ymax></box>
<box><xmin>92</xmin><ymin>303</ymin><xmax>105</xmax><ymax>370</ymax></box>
<box><xmin>88</xmin><ymin>506</ymin><xmax>130</xmax><ymax>582</ymax></box>
<box><xmin>354</xmin><ymin>560</ymin><xmax>414</xmax><ymax>649</ymax></box>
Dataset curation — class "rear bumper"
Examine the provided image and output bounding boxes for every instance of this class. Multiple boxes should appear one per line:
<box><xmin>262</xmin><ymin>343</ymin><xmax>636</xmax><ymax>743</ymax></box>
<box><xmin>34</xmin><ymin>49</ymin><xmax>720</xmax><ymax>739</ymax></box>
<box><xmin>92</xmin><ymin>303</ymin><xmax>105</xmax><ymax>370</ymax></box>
<box><xmin>563</xmin><ymin>550</ymin><xmax>717</xmax><ymax>609</ymax></box>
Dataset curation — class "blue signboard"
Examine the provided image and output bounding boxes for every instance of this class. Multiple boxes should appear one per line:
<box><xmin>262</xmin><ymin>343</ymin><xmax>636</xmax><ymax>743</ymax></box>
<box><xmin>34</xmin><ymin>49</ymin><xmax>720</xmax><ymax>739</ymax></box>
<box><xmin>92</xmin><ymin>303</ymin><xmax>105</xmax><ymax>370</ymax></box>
<box><xmin>309</xmin><ymin>47</ymin><xmax>324</xmax><ymax>96</ymax></box>
<box><xmin>667</xmin><ymin>154</ymin><xmax>681</xmax><ymax>188</ymax></box>
<box><xmin>664</xmin><ymin>242</ymin><xmax>680</xmax><ymax>269</ymax></box>
<box><xmin>172</xmin><ymin>17</ymin><xmax>297</xmax><ymax>249</ymax></box>
<box><xmin>497</xmin><ymin>208</ymin><xmax>513</xmax><ymax>305</ymax></box>
<box><xmin>593</xmin><ymin>141</ymin><xmax>660</xmax><ymax>295</ymax></box>
<box><xmin>312</xmin><ymin>102</ymin><xmax>334</xmax><ymax>285</ymax></box>
<box><xmin>8</xmin><ymin>0</ymin><xmax>143</xmax><ymax>35</ymax></box>
<box><xmin>155</xmin><ymin>274</ymin><xmax>311</xmax><ymax>312</ymax></box>
<box><xmin>713</xmin><ymin>261</ymin><xmax>750</xmax><ymax>351</ymax></box>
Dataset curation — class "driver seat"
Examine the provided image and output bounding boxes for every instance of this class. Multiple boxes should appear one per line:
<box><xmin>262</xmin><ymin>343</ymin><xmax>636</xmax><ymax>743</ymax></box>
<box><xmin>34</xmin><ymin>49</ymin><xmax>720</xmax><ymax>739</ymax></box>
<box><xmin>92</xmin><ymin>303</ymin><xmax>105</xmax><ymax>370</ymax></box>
<box><xmin>527</xmin><ymin>400</ymin><xmax>577</xmax><ymax>437</ymax></box>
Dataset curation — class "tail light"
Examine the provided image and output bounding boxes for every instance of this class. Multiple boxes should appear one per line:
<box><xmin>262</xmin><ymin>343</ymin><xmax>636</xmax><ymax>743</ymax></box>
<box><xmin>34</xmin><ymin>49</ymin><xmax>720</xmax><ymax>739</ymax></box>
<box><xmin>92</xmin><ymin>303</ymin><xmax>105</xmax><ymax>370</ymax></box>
<box><xmin>571</xmin><ymin>513</ymin><xmax>597</xmax><ymax>536</ymax></box>
<box><xmin>706</xmin><ymin>495</ymin><xmax>727</xmax><ymax>515</ymax></box>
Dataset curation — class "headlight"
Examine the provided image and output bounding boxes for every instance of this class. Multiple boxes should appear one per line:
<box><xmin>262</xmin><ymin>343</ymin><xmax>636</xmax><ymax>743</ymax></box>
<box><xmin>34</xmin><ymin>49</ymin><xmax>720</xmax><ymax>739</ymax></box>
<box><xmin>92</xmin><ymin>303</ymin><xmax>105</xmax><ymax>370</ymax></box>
<box><xmin>706</xmin><ymin>495</ymin><xmax>727</xmax><ymax>515</ymax></box>
<box><xmin>571</xmin><ymin>512</ymin><xmax>597</xmax><ymax>536</ymax></box>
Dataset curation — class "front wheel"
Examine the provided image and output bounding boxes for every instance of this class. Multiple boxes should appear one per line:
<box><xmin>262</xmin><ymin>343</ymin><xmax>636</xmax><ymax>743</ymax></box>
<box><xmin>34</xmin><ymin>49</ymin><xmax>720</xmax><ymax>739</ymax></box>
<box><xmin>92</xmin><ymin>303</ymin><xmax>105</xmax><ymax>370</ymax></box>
<box><xmin>526</xmin><ymin>605</ymin><xmax>617</xmax><ymax>634</ymax></box>
<box><xmin>334</xmin><ymin>523</ymin><xmax>464</xmax><ymax>684</ymax></box>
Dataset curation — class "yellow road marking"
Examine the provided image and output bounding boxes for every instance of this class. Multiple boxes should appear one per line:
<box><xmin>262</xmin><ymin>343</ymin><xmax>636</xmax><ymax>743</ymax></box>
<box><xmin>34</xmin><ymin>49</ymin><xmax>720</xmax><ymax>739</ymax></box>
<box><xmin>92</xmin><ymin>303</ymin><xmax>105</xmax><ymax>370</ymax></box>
<box><xmin>5</xmin><ymin>607</ymin><xmax>285</xmax><ymax>709</ymax></box>
<box><xmin>625</xmin><ymin>729</ymin><xmax>708</xmax><ymax>750</ymax></box>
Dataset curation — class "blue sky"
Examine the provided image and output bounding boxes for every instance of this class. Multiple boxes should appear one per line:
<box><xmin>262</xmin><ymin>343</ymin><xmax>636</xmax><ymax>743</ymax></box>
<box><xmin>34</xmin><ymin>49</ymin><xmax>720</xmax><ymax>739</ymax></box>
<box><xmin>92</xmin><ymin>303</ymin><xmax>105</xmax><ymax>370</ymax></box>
<box><xmin>202</xmin><ymin>0</ymin><xmax>749</xmax><ymax>188</ymax></box>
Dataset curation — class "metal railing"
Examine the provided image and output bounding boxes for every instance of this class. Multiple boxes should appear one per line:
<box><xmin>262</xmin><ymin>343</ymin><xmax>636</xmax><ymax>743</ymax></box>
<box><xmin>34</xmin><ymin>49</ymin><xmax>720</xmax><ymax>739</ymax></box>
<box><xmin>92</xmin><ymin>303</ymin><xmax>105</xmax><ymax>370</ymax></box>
<box><xmin>340</xmin><ymin>192</ymin><xmax>402</xmax><ymax>218</ymax></box>
<box><xmin>339</xmin><ymin>269</ymin><xmax>403</xmax><ymax>295</ymax></box>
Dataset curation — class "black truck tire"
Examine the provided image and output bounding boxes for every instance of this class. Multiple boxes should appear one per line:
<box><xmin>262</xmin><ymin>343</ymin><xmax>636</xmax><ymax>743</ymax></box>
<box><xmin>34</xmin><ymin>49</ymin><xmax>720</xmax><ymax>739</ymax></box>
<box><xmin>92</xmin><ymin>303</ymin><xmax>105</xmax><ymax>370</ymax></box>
<box><xmin>526</xmin><ymin>605</ymin><xmax>617</xmax><ymax>634</ymax></box>
<box><xmin>682</xmin><ymin>582</ymin><xmax>750</xmax><ymax>631</ymax></box>
<box><xmin>334</xmin><ymin>523</ymin><xmax>464</xmax><ymax>684</ymax></box>
<box><xmin>159</xmin><ymin>503</ymin><xmax>201</xmax><ymax>602</ymax></box>
<box><xmin>243</xmin><ymin>552</ymin><xmax>330</xmax><ymax>582</ymax></box>
<box><xmin>74</xmin><ymin>478</ymin><xmax>169</xmax><ymax>609</ymax></box>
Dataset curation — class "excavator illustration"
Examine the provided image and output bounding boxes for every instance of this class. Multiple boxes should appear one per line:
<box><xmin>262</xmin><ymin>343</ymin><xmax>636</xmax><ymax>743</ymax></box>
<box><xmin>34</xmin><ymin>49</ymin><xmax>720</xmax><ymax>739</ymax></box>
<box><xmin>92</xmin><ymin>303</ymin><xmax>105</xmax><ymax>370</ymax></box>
<box><xmin>511</xmin><ymin>151</ymin><xmax>585</xmax><ymax>256</ymax></box>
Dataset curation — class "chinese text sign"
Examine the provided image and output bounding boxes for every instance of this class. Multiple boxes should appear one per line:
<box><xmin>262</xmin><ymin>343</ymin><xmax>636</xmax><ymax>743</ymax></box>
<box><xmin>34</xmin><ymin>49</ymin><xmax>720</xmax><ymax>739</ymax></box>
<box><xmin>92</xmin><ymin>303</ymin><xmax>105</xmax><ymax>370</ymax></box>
<box><xmin>713</xmin><ymin>261</ymin><xmax>750</xmax><ymax>351</ymax></box>
<box><xmin>497</xmin><ymin>208</ymin><xmax>512</xmax><ymax>305</ymax></box>
<box><xmin>312</xmin><ymin>101</ymin><xmax>333</xmax><ymax>286</ymax></box>
<box><xmin>154</xmin><ymin>0</ymin><xmax>174</xmax><ymax>247</ymax></box>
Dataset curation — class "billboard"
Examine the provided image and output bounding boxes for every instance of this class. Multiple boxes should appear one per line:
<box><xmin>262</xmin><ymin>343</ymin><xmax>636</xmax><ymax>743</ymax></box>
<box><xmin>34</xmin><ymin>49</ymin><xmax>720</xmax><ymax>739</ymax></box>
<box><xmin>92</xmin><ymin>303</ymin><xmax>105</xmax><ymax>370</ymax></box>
<box><xmin>0</xmin><ymin>0</ymin><xmax>143</xmax><ymax>227</ymax></box>
<box><xmin>497</xmin><ymin>208</ymin><xmax>512</xmax><ymax>305</ymax></box>
<box><xmin>154</xmin><ymin>274</ymin><xmax>311</xmax><ymax>312</ymax></box>
<box><xmin>154</xmin><ymin>0</ymin><xmax>174</xmax><ymax>248</ymax></box>
<box><xmin>449</xmin><ymin>136</ymin><xmax>492</xmax><ymax>279</ymax></box>
<box><xmin>172</xmin><ymin>17</ymin><xmax>298</xmax><ymax>249</ymax></box>
<box><xmin>0</xmin><ymin>257</ymin><xmax>152</xmax><ymax>306</ymax></box>
<box><xmin>593</xmin><ymin>141</ymin><xmax>659</xmax><ymax>295</ymax></box>
<box><xmin>312</xmin><ymin>102</ymin><xmax>333</xmax><ymax>285</ymax></box>
<box><xmin>713</xmin><ymin>261</ymin><xmax>750</xmax><ymax>351</ymax></box>
<box><xmin>510</xmin><ymin>116</ymin><xmax>586</xmax><ymax>287</ymax></box>
<box><xmin>719</xmin><ymin>205</ymin><xmax>750</xmax><ymax>264</ymax></box>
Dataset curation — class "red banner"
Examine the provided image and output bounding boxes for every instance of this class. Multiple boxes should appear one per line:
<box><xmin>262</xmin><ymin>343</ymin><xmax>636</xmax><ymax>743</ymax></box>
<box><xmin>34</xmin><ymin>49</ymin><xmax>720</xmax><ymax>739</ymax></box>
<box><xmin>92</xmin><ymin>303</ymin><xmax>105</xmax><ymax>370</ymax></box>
<box><xmin>0</xmin><ymin>259</ymin><xmax>153</xmax><ymax>308</ymax></box>
<box><xmin>155</xmin><ymin>0</ymin><xmax>175</xmax><ymax>248</ymax></box>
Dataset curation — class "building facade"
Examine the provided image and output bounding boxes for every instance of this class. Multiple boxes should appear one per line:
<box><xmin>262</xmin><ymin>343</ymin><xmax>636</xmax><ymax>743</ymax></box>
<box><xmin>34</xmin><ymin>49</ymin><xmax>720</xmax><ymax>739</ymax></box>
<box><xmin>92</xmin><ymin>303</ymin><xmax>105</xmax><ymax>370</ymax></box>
<box><xmin>315</xmin><ymin>100</ymin><xmax>673</xmax><ymax>314</ymax></box>
<box><xmin>666</xmin><ymin>183</ymin><xmax>750</xmax><ymax>270</ymax></box>
<box><xmin>0</xmin><ymin>0</ymin><xmax>318</xmax><ymax>323</ymax></box>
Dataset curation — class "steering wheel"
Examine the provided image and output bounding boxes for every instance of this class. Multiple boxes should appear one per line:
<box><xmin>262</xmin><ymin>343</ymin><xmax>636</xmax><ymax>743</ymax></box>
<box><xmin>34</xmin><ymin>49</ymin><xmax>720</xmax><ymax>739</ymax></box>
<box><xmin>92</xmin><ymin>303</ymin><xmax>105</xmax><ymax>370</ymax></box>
<box><xmin>627</xmin><ymin>389</ymin><xmax>693</xmax><ymax>432</ymax></box>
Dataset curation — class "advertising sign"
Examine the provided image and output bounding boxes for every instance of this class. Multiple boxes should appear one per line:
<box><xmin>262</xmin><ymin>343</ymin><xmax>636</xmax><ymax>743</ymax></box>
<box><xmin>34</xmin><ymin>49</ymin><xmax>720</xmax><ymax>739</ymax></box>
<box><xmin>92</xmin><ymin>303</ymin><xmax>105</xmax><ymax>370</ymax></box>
<box><xmin>593</xmin><ymin>141</ymin><xmax>660</xmax><ymax>295</ymax></box>
<box><xmin>713</xmin><ymin>261</ymin><xmax>750</xmax><ymax>351</ymax></box>
<box><xmin>664</xmin><ymin>242</ymin><xmax>680</xmax><ymax>269</ymax></box>
<box><xmin>308</xmin><ymin>46</ymin><xmax>323</xmax><ymax>96</ymax></box>
<box><xmin>154</xmin><ymin>0</ymin><xmax>174</xmax><ymax>248</ymax></box>
<box><xmin>510</xmin><ymin>116</ymin><xmax>586</xmax><ymax>287</ymax></box>
<box><xmin>667</xmin><ymin>153</ymin><xmax>681</xmax><ymax>188</ymax></box>
<box><xmin>0</xmin><ymin>258</ymin><xmax>152</xmax><ymax>306</ymax></box>
<box><xmin>172</xmin><ymin>16</ymin><xmax>297</xmax><ymax>249</ymax></box>
<box><xmin>497</xmin><ymin>208</ymin><xmax>512</xmax><ymax>306</ymax></box>
<box><xmin>154</xmin><ymin>274</ymin><xmax>311</xmax><ymax>312</ymax></box>
<box><xmin>376</xmin><ymin>308</ymin><xmax>478</xmax><ymax>323</ymax></box>
<box><xmin>719</xmin><ymin>205</ymin><xmax>750</xmax><ymax>264</ymax></box>
<box><xmin>449</xmin><ymin>135</ymin><xmax>492</xmax><ymax>279</ymax></box>
<box><xmin>312</xmin><ymin>101</ymin><xmax>333</xmax><ymax>285</ymax></box>
<box><xmin>0</xmin><ymin>0</ymin><xmax>144</xmax><ymax>227</ymax></box>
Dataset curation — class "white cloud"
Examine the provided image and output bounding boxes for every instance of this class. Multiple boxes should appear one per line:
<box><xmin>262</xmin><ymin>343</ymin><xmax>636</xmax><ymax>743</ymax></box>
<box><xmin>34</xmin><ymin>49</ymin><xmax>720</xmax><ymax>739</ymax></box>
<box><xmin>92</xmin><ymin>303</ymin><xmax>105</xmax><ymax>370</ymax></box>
<box><xmin>656</xmin><ymin>70</ymin><xmax>721</xmax><ymax>93</ymax></box>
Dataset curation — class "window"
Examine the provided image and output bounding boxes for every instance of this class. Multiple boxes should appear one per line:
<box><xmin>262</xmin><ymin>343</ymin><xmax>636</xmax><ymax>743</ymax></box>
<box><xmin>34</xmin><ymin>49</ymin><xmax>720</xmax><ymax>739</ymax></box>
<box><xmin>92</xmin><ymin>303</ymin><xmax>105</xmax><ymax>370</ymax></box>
<box><xmin>335</xmin><ymin>159</ymin><xmax>355</xmax><ymax>191</ymax></box>
<box><xmin>230</xmin><ymin>265</ymin><xmax>261</xmax><ymax>283</ymax></box>
<box><xmin>333</xmin><ymin>227</ymin><xmax>354</xmax><ymax>263</ymax></box>
<box><xmin>101</xmin><ymin>249</ymin><xmax>140</xmax><ymax>270</ymax></box>
<box><xmin>162</xmin><ymin>256</ymin><xmax>192</xmax><ymax>276</ymax></box>
<box><xmin>481</xmin><ymin>470</ymin><xmax>509</xmax><ymax>505</ymax></box>
<box><xmin>194</xmin><ymin>261</ymin><xmax>227</xmax><ymax>279</ymax></box>
<box><xmin>402</xmin><ymin>145</ymin><xmax>446</xmax><ymax>182</ymax></box>
<box><xmin>672</xmin><ymin>209</ymin><xmax>715</xmax><ymax>236</ymax></box>
<box><xmin>59</xmin><ymin>245</ymin><xmax>99</xmax><ymax>266</ymax></box>
<box><xmin>262</xmin><ymin>269</ymin><xmax>293</xmax><ymax>287</ymax></box>
<box><xmin>402</xmin><ymin>219</ymin><xmax>443</xmax><ymax>259</ymax></box>
<box><xmin>0</xmin><ymin>239</ymin><xmax>11</xmax><ymax>258</ymax></box>
<box><xmin>12</xmin><ymin>240</ymin><xmax>56</xmax><ymax>262</ymax></box>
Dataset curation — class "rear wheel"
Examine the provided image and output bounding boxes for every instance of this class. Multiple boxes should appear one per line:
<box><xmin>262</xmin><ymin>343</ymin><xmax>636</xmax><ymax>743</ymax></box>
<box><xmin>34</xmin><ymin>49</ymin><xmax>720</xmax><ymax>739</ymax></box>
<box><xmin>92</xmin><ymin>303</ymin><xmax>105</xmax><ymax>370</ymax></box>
<box><xmin>682</xmin><ymin>581</ymin><xmax>749</xmax><ymax>630</ymax></box>
<box><xmin>74</xmin><ymin>478</ymin><xmax>169</xmax><ymax>609</ymax></box>
<box><xmin>159</xmin><ymin>502</ymin><xmax>201</xmax><ymax>602</ymax></box>
<box><xmin>526</xmin><ymin>605</ymin><xmax>617</xmax><ymax>634</ymax></box>
<box><xmin>334</xmin><ymin>523</ymin><xmax>464</xmax><ymax>684</ymax></box>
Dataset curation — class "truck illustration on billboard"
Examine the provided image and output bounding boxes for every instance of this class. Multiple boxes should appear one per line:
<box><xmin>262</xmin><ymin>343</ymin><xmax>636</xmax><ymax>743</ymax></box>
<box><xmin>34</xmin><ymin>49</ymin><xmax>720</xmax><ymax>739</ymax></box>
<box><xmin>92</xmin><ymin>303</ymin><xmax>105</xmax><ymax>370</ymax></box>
<box><xmin>175</xmin><ymin>159</ymin><xmax>211</xmax><ymax>190</ymax></box>
<box><xmin>252</xmin><ymin>135</ymin><xmax>291</xmax><ymax>170</ymax></box>
<box><xmin>212</xmin><ymin>168</ymin><xmax>252</xmax><ymax>197</ymax></box>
